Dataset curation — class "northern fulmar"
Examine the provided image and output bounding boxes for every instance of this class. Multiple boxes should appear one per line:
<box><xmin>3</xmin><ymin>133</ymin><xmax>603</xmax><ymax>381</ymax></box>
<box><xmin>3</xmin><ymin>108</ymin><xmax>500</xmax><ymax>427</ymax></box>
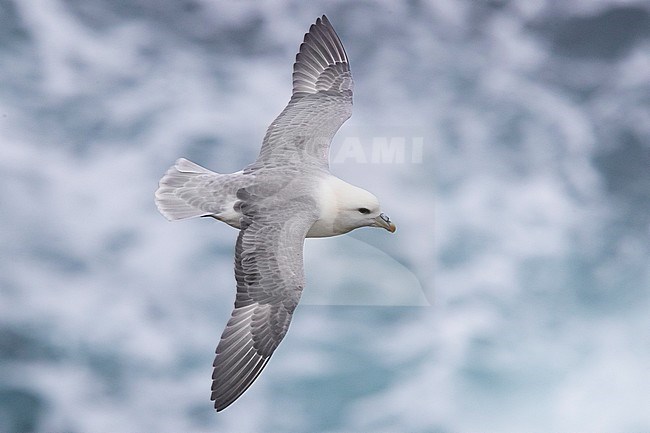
<box><xmin>155</xmin><ymin>15</ymin><xmax>395</xmax><ymax>411</ymax></box>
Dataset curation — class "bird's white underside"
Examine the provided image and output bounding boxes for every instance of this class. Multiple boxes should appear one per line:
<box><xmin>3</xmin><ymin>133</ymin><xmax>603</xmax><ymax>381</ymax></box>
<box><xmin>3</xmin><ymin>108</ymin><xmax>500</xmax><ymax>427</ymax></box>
<box><xmin>155</xmin><ymin>160</ymin><xmax>379</xmax><ymax>237</ymax></box>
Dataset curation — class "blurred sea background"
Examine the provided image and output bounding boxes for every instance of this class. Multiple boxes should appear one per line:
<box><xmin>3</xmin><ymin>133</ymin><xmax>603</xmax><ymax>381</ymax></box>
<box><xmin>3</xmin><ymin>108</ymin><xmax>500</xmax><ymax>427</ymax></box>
<box><xmin>1</xmin><ymin>0</ymin><xmax>649</xmax><ymax>432</ymax></box>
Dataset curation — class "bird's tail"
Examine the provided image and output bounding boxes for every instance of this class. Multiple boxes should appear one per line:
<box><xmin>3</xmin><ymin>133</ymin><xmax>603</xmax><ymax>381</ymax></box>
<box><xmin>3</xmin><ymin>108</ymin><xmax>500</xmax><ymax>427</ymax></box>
<box><xmin>155</xmin><ymin>158</ymin><xmax>219</xmax><ymax>221</ymax></box>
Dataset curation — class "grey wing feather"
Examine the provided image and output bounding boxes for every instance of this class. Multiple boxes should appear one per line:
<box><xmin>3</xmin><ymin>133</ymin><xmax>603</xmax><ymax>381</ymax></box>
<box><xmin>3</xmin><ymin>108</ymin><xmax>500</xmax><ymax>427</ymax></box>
<box><xmin>292</xmin><ymin>15</ymin><xmax>352</xmax><ymax>96</ymax></box>
<box><xmin>211</xmin><ymin>192</ymin><xmax>318</xmax><ymax>411</ymax></box>
<box><xmin>256</xmin><ymin>15</ymin><xmax>353</xmax><ymax>169</ymax></box>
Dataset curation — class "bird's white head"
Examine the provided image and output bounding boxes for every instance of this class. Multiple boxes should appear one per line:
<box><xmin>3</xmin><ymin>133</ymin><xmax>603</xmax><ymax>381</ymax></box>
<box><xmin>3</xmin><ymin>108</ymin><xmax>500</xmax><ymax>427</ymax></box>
<box><xmin>308</xmin><ymin>176</ymin><xmax>396</xmax><ymax>238</ymax></box>
<box><xmin>329</xmin><ymin>179</ymin><xmax>396</xmax><ymax>235</ymax></box>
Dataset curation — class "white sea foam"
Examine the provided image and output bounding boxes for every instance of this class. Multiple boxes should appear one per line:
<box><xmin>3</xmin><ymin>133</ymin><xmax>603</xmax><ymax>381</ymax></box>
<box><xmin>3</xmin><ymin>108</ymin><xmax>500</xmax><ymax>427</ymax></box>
<box><xmin>1</xmin><ymin>0</ymin><xmax>648</xmax><ymax>432</ymax></box>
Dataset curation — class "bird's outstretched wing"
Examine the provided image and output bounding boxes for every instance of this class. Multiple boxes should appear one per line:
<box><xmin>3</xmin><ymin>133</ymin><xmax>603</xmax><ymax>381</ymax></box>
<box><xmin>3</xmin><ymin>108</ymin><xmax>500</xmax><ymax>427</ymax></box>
<box><xmin>255</xmin><ymin>15</ymin><xmax>353</xmax><ymax>169</ymax></box>
<box><xmin>211</xmin><ymin>188</ymin><xmax>318</xmax><ymax>411</ymax></box>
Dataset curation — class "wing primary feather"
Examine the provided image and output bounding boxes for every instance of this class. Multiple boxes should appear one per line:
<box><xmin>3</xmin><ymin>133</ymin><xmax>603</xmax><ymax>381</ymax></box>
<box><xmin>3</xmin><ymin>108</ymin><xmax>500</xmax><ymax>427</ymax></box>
<box><xmin>313</xmin><ymin>25</ymin><xmax>341</xmax><ymax>63</ymax></box>
<box><xmin>304</xmin><ymin>32</ymin><xmax>331</xmax><ymax>66</ymax></box>
<box><xmin>320</xmin><ymin>16</ymin><xmax>347</xmax><ymax>61</ymax></box>
<box><xmin>216</xmin><ymin>344</ymin><xmax>256</xmax><ymax>380</ymax></box>
<box><xmin>214</xmin><ymin>341</ymin><xmax>255</xmax><ymax>376</ymax></box>
<box><xmin>227</xmin><ymin>356</ymin><xmax>268</xmax><ymax>399</ymax></box>
<box><xmin>213</xmin><ymin>357</ymin><xmax>271</xmax><ymax>411</ymax></box>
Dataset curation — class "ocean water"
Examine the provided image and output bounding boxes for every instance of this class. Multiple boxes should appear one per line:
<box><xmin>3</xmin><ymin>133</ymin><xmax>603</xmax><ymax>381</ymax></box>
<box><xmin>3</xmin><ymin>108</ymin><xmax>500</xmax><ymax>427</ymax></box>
<box><xmin>1</xmin><ymin>1</ymin><xmax>649</xmax><ymax>432</ymax></box>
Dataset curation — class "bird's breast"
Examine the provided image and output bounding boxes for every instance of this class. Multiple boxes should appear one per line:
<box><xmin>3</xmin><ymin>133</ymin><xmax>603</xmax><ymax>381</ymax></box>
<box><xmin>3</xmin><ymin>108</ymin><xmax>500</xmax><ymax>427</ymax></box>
<box><xmin>306</xmin><ymin>176</ymin><xmax>342</xmax><ymax>238</ymax></box>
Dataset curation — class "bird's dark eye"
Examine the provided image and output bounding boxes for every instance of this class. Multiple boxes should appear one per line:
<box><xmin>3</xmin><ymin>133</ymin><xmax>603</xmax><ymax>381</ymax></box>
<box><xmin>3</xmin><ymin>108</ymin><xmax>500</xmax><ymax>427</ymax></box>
<box><xmin>358</xmin><ymin>207</ymin><xmax>371</xmax><ymax>214</ymax></box>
